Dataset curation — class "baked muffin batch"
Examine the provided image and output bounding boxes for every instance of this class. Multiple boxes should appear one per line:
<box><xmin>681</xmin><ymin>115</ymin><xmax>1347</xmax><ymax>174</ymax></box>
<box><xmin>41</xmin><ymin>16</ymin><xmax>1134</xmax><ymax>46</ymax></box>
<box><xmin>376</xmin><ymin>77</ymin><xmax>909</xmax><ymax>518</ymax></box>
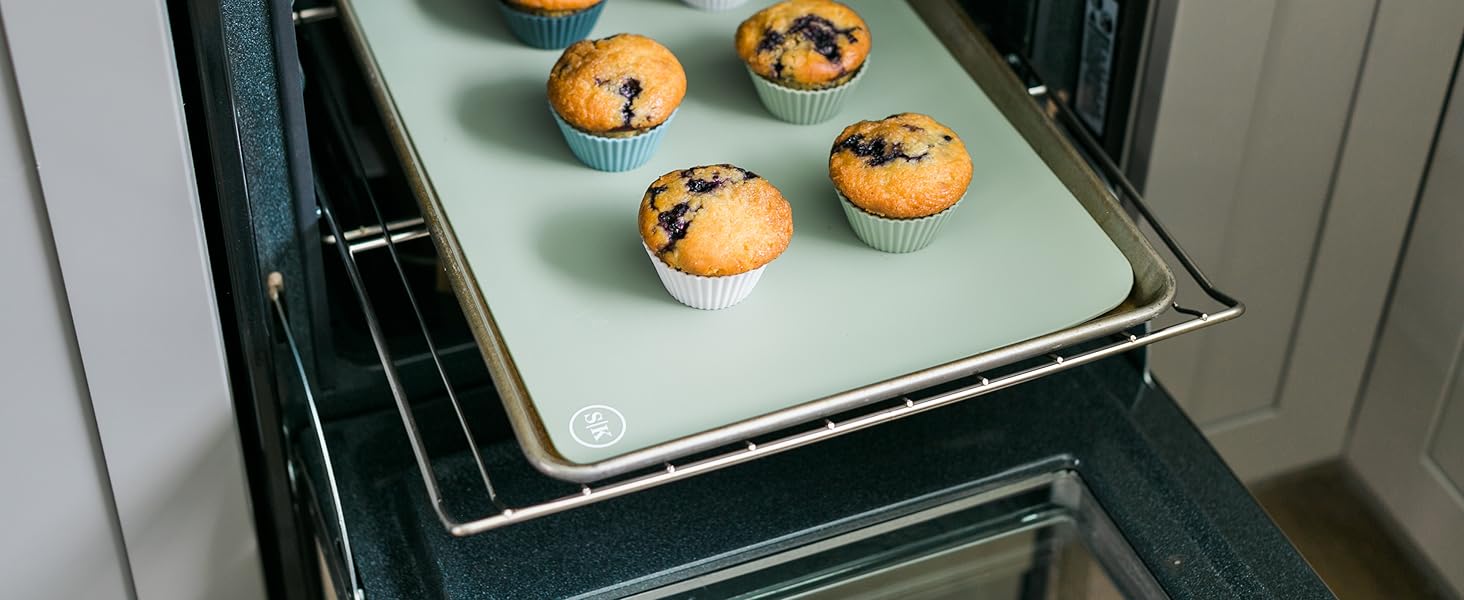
<box><xmin>506</xmin><ymin>1</ymin><xmax>975</xmax><ymax>308</ymax></box>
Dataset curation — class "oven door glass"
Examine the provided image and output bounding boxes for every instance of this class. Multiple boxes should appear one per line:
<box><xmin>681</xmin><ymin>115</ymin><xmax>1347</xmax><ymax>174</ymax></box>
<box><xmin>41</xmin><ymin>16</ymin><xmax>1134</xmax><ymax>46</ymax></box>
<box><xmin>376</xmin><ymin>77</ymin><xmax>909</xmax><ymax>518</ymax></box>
<box><xmin>642</xmin><ymin>472</ymin><xmax>1165</xmax><ymax>599</ymax></box>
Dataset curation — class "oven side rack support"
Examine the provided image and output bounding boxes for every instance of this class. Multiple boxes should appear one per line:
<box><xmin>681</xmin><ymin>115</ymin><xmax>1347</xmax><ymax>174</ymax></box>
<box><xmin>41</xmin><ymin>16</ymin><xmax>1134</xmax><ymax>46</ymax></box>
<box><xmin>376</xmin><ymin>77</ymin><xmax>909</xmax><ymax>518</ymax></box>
<box><xmin>269</xmin><ymin>76</ymin><xmax>1242</xmax><ymax>541</ymax></box>
<box><xmin>268</xmin><ymin>275</ymin><xmax>364</xmax><ymax>600</ymax></box>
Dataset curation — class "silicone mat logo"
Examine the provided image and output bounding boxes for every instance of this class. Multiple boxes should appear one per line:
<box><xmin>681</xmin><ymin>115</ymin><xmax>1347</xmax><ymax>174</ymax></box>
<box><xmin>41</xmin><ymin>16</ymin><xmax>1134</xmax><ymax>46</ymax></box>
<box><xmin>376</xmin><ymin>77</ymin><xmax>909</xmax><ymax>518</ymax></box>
<box><xmin>569</xmin><ymin>405</ymin><xmax>627</xmax><ymax>448</ymax></box>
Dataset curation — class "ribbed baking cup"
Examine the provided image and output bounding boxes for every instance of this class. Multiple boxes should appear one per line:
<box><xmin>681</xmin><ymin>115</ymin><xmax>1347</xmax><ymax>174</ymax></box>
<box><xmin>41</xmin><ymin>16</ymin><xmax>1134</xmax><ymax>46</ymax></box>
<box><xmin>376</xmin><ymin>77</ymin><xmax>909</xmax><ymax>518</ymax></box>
<box><xmin>496</xmin><ymin>1</ymin><xmax>605</xmax><ymax>50</ymax></box>
<box><xmin>680</xmin><ymin>0</ymin><xmax>749</xmax><ymax>10</ymax></box>
<box><xmin>644</xmin><ymin>245</ymin><xmax>767</xmax><ymax>310</ymax></box>
<box><xmin>552</xmin><ymin>109</ymin><xmax>676</xmax><ymax>172</ymax></box>
<box><xmin>746</xmin><ymin>63</ymin><xmax>866</xmax><ymax>125</ymax></box>
<box><xmin>838</xmin><ymin>191</ymin><xmax>963</xmax><ymax>253</ymax></box>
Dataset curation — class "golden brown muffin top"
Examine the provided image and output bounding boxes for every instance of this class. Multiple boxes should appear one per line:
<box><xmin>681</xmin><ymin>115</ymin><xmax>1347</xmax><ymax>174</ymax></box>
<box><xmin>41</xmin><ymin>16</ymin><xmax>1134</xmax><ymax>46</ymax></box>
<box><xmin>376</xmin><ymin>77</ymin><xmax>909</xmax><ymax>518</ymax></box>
<box><xmin>504</xmin><ymin>0</ymin><xmax>601</xmax><ymax>15</ymax></box>
<box><xmin>639</xmin><ymin>165</ymin><xmax>794</xmax><ymax>277</ymax></box>
<box><xmin>548</xmin><ymin>35</ymin><xmax>687</xmax><ymax>135</ymax></box>
<box><xmin>734</xmin><ymin>0</ymin><xmax>871</xmax><ymax>90</ymax></box>
<box><xmin>829</xmin><ymin>113</ymin><xmax>972</xmax><ymax>219</ymax></box>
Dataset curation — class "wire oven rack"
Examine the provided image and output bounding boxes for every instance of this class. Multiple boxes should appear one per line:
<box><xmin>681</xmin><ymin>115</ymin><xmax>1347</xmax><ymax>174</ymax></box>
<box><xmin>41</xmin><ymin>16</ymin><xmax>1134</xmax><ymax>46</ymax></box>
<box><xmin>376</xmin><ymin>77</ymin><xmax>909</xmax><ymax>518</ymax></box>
<box><xmin>275</xmin><ymin>10</ymin><xmax>1241</xmax><ymax>595</ymax></box>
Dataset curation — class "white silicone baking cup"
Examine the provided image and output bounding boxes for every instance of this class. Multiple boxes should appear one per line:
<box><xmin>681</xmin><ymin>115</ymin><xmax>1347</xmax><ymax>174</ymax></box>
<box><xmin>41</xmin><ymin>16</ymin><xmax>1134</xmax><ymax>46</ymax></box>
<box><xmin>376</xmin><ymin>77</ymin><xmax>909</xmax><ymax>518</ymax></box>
<box><xmin>680</xmin><ymin>0</ymin><xmax>748</xmax><ymax>10</ymax></box>
<box><xmin>644</xmin><ymin>245</ymin><xmax>766</xmax><ymax>310</ymax></box>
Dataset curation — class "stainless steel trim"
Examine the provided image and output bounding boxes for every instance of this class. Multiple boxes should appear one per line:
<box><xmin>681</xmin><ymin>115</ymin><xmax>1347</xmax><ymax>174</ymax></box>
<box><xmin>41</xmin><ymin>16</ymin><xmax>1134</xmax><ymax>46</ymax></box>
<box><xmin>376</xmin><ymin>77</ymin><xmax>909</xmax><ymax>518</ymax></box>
<box><xmin>344</xmin><ymin>227</ymin><xmax>430</xmax><ymax>254</ymax></box>
<box><xmin>293</xmin><ymin>6</ymin><xmax>339</xmax><ymax>25</ymax></box>
<box><xmin>320</xmin><ymin>215</ymin><xmax>431</xmax><ymax>254</ymax></box>
<box><xmin>320</xmin><ymin>216</ymin><xmax>424</xmax><ymax>245</ymax></box>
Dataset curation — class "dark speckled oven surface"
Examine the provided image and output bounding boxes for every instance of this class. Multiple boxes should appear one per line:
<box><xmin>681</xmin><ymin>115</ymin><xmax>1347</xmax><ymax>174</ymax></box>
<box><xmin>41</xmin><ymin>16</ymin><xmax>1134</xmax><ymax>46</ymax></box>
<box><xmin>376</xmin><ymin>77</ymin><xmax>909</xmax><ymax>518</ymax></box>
<box><xmin>305</xmin><ymin>351</ymin><xmax>1334</xmax><ymax>599</ymax></box>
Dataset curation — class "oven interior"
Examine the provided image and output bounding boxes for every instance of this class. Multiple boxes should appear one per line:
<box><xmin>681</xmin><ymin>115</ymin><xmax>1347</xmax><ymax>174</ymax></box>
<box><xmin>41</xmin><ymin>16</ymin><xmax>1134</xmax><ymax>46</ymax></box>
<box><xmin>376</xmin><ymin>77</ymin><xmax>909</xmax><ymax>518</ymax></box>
<box><xmin>188</xmin><ymin>0</ymin><xmax>1194</xmax><ymax>597</ymax></box>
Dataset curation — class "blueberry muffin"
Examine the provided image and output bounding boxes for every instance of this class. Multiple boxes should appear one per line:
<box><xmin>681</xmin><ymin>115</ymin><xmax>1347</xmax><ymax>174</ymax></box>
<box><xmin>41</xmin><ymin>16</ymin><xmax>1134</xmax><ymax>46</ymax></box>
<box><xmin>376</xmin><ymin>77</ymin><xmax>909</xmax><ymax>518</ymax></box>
<box><xmin>830</xmin><ymin>113</ymin><xmax>972</xmax><ymax>219</ymax></box>
<box><xmin>639</xmin><ymin>165</ymin><xmax>793</xmax><ymax>277</ymax></box>
<box><xmin>548</xmin><ymin>34</ymin><xmax>687</xmax><ymax>138</ymax></box>
<box><xmin>504</xmin><ymin>0</ymin><xmax>601</xmax><ymax>17</ymax></box>
<box><xmin>735</xmin><ymin>0</ymin><xmax>871</xmax><ymax>90</ymax></box>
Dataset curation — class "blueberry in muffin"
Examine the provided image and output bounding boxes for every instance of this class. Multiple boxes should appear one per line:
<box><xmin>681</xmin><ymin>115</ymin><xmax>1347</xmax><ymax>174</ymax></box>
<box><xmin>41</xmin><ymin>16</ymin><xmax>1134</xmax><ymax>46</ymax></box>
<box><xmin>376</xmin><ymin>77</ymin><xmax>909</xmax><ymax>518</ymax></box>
<box><xmin>830</xmin><ymin>113</ymin><xmax>972</xmax><ymax>219</ymax></box>
<box><xmin>548</xmin><ymin>34</ymin><xmax>687</xmax><ymax>138</ymax></box>
<box><xmin>638</xmin><ymin>164</ymin><xmax>793</xmax><ymax>277</ymax></box>
<box><xmin>735</xmin><ymin>0</ymin><xmax>871</xmax><ymax>90</ymax></box>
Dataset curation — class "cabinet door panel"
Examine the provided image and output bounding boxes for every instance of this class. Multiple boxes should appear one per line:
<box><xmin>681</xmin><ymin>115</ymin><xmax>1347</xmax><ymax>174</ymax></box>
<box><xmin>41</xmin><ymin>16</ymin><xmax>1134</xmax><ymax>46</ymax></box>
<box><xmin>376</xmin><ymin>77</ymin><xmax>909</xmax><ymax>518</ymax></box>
<box><xmin>1141</xmin><ymin>0</ymin><xmax>1463</xmax><ymax>480</ymax></box>
<box><xmin>0</xmin><ymin>22</ymin><xmax>132</xmax><ymax>600</ymax></box>
<box><xmin>1350</xmin><ymin>48</ymin><xmax>1464</xmax><ymax>593</ymax></box>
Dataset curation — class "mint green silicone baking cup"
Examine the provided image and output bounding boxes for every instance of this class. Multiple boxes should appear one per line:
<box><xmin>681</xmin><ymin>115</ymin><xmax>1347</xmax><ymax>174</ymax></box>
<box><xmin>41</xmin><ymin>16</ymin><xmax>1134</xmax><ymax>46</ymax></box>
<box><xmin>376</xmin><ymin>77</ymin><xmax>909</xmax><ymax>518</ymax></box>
<box><xmin>838</xmin><ymin>191</ymin><xmax>963</xmax><ymax>253</ymax></box>
<box><xmin>745</xmin><ymin>64</ymin><xmax>867</xmax><ymax>125</ymax></box>
<box><xmin>496</xmin><ymin>1</ymin><xmax>605</xmax><ymax>50</ymax></box>
<box><xmin>551</xmin><ymin>108</ymin><xmax>677</xmax><ymax>172</ymax></box>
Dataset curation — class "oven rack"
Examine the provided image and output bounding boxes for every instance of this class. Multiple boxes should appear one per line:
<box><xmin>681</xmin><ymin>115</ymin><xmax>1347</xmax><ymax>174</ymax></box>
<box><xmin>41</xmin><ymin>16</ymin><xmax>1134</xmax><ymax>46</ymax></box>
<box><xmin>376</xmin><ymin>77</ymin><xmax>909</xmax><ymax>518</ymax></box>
<box><xmin>276</xmin><ymin>39</ymin><xmax>1240</xmax><ymax>586</ymax></box>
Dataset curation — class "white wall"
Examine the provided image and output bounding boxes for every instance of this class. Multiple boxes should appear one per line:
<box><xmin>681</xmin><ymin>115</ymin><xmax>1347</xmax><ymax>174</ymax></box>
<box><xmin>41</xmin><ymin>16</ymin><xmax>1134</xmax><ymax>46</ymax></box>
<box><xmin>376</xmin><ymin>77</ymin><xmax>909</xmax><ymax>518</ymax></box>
<box><xmin>0</xmin><ymin>16</ymin><xmax>134</xmax><ymax>600</ymax></box>
<box><xmin>0</xmin><ymin>0</ymin><xmax>267</xmax><ymax>597</ymax></box>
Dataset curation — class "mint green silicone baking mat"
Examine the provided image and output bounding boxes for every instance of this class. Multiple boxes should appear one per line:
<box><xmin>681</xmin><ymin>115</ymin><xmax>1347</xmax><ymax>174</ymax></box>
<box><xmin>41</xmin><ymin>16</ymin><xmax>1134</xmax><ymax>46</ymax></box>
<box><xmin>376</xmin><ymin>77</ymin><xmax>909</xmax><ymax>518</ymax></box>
<box><xmin>342</xmin><ymin>0</ymin><xmax>1136</xmax><ymax>475</ymax></box>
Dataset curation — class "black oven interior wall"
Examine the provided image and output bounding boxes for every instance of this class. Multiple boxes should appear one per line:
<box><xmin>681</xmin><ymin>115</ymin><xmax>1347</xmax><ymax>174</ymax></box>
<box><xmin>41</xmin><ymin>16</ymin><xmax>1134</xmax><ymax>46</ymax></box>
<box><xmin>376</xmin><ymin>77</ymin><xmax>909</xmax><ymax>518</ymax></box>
<box><xmin>961</xmin><ymin>0</ymin><xmax>1152</xmax><ymax>163</ymax></box>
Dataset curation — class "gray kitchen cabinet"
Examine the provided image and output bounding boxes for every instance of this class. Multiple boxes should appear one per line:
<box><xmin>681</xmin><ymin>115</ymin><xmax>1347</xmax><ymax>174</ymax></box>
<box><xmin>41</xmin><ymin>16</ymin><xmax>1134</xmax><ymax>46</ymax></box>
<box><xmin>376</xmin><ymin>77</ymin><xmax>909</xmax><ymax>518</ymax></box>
<box><xmin>0</xmin><ymin>23</ymin><xmax>132</xmax><ymax>600</ymax></box>
<box><xmin>1139</xmin><ymin>0</ymin><xmax>1464</xmax><ymax>481</ymax></box>
<box><xmin>1348</xmin><ymin>49</ymin><xmax>1464</xmax><ymax>596</ymax></box>
<box><xmin>0</xmin><ymin>0</ymin><xmax>266</xmax><ymax>598</ymax></box>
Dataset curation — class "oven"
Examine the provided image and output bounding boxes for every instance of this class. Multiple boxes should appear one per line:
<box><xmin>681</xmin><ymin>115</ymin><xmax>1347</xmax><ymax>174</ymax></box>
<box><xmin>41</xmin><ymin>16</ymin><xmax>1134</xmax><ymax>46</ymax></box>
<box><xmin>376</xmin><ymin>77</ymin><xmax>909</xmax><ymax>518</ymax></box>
<box><xmin>134</xmin><ymin>0</ymin><xmax>1333</xmax><ymax>597</ymax></box>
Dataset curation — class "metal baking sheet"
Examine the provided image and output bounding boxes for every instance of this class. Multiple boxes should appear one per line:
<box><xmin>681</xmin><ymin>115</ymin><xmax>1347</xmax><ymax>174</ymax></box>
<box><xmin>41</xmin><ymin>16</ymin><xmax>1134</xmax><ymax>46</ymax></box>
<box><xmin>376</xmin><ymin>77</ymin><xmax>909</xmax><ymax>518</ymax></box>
<box><xmin>339</xmin><ymin>0</ymin><xmax>1175</xmax><ymax>482</ymax></box>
